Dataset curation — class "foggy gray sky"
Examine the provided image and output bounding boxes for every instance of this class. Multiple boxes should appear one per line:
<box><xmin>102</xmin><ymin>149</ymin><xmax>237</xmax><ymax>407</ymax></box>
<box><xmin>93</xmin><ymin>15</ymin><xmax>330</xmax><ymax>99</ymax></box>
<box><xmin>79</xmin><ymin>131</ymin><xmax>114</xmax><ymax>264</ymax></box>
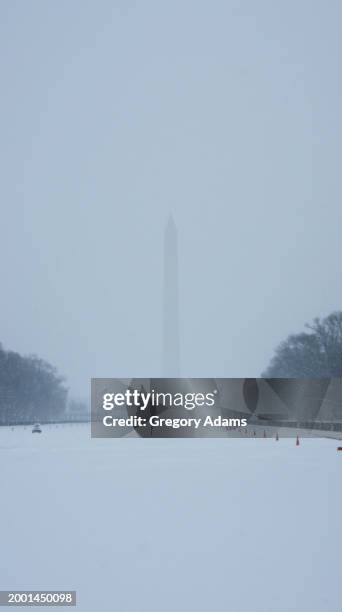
<box><xmin>1</xmin><ymin>1</ymin><xmax>342</xmax><ymax>397</ymax></box>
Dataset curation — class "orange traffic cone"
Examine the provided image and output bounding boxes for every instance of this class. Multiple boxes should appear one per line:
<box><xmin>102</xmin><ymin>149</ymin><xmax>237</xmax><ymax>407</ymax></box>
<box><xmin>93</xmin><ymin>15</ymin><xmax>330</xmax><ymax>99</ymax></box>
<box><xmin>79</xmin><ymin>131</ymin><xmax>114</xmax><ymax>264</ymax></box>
<box><xmin>296</xmin><ymin>435</ymin><xmax>300</xmax><ymax>446</ymax></box>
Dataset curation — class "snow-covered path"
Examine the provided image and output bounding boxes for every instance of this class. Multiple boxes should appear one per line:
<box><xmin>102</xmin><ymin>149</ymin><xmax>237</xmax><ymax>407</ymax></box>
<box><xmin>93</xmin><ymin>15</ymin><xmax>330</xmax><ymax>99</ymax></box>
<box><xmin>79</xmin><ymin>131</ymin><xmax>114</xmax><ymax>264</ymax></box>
<box><xmin>0</xmin><ymin>424</ymin><xmax>340</xmax><ymax>611</ymax></box>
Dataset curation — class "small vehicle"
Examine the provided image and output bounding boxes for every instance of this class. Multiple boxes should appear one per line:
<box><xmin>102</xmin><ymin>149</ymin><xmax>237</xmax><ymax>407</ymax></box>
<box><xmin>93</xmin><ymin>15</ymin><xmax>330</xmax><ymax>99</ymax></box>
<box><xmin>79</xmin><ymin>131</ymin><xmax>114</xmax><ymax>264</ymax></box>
<box><xmin>32</xmin><ymin>423</ymin><xmax>42</xmax><ymax>434</ymax></box>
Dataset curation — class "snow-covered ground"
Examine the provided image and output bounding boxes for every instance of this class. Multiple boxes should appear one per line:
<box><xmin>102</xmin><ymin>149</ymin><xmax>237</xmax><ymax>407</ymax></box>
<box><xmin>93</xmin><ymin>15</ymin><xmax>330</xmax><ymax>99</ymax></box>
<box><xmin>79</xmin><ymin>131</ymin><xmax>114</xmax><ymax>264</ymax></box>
<box><xmin>0</xmin><ymin>424</ymin><xmax>340</xmax><ymax>611</ymax></box>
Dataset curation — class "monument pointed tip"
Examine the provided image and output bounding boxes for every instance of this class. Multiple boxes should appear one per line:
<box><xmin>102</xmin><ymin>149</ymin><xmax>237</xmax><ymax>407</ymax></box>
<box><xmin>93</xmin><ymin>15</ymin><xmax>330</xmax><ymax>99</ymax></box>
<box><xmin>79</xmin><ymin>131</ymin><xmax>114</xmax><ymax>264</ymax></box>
<box><xmin>166</xmin><ymin>213</ymin><xmax>176</xmax><ymax>230</ymax></box>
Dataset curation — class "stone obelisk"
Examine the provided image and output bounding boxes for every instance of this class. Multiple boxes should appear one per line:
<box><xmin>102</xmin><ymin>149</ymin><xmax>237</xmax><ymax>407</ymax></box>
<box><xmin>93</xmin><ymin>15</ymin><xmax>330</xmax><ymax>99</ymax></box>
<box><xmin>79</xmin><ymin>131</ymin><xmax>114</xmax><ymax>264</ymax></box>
<box><xmin>162</xmin><ymin>215</ymin><xmax>180</xmax><ymax>377</ymax></box>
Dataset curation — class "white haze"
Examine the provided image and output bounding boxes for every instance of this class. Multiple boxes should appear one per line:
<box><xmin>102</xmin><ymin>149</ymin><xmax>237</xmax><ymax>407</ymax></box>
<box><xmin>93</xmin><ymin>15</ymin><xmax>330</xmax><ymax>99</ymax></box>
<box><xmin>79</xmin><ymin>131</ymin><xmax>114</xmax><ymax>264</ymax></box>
<box><xmin>1</xmin><ymin>0</ymin><xmax>342</xmax><ymax>396</ymax></box>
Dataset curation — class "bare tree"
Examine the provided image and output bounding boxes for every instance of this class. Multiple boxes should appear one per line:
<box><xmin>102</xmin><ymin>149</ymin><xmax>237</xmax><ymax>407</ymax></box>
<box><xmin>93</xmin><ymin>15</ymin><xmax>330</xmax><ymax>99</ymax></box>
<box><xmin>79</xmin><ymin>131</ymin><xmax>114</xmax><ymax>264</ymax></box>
<box><xmin>263</xmin><ymin>312</ymin><xmax>342</xmax><ymax>377</ymax></box>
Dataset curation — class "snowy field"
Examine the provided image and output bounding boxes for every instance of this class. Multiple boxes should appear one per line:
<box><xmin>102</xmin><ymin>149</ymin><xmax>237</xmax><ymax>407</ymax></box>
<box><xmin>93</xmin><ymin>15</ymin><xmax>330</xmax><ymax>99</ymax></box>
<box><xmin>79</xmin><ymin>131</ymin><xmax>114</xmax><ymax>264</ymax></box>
<box><xmin>0</xmin><ymin>424</ymin><xmax>341</xmax><ymax>611</ymax></box>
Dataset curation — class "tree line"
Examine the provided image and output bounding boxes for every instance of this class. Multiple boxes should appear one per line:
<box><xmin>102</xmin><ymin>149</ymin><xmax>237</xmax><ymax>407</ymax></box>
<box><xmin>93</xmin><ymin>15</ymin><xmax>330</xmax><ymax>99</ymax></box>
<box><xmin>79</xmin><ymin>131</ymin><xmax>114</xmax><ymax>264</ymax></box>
<box><xmin>0</xmin><ymin>344</ymin><xmax>67</xmax><ymax>425</ymax></box>
<box><xmin>263</xmin><ymin>311</ymin><xmax>342</xmax><ymax>377</ymax></box>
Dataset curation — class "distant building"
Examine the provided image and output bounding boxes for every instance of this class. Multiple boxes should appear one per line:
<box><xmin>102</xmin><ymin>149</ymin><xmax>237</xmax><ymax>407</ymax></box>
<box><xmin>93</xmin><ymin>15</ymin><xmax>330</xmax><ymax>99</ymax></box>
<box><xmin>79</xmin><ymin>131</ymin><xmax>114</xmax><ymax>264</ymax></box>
<box><xmin>67</xmin><ymin>399</ymin><xmax>90</xmax><ymax>421</ymax></box>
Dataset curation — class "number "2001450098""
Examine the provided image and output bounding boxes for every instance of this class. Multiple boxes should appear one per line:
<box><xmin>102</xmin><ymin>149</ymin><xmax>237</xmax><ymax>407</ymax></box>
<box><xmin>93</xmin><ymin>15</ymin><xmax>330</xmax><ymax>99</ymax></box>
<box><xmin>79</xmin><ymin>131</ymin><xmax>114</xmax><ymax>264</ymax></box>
<box><xmin>0</xmin><ymin>591</ymin><xmax>76</xmax><ymax>606</ymax></box>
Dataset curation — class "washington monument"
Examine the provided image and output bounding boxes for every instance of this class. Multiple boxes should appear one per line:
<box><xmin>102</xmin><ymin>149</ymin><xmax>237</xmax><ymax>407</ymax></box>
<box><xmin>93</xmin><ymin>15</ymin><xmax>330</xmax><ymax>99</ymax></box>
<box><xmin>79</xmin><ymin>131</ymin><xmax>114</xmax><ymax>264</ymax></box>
<box><xmin>162</xmin><ymin>215</ymin><xmax>180</xmax><ymax>376</ymax></box>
